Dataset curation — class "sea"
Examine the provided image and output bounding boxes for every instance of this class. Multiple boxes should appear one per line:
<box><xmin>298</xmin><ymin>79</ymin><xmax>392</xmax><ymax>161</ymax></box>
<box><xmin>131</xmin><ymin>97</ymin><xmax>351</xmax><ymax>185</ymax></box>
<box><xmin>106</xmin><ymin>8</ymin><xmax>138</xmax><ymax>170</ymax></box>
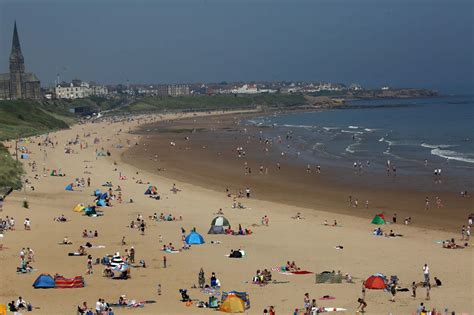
<box><xmin>247</xmin><ymin>95</ymin><xmax>474</xmax><ymax>190</ymax></box>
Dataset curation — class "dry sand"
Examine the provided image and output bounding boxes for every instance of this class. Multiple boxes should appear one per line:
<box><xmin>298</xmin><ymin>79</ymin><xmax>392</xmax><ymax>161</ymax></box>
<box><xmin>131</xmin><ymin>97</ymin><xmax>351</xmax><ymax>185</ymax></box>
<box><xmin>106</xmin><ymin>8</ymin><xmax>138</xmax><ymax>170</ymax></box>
<box><xmin>0</xmin><ymin>111</ymin><xmax>472</xmax><ymax>315</ymax></box>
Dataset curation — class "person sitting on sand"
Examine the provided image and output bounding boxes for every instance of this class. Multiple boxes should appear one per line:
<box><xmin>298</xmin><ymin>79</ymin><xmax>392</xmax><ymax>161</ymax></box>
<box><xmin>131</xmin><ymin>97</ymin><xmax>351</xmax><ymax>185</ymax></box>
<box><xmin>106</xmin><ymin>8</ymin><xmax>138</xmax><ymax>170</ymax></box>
<box><xmin>103</xmin><ymin>266</ymin><xmax>113</xmax><ymax>278</ymax></box>
<box><xmin>433</xmin><ymin>277</ymin><xmax>442</xmax><ymax>287</ymax></box>
<box><xmin>118</xmin><ymin>295</ymin><xmax>128</xmax><ymax>305</ymax></box>
<box><xmin>82</xmin><ymin>229</ymin><xmax>88</xmax><ymax>238</ymax></box>
<box><xmin>78</xmin><ymin>245</ymin><xmax>86</xmax><ymax>255</ymax></box>
<box><xmin>62</xmin><ymin>236</ymin><xmax>72</xmax><ymax>245</ymax></box>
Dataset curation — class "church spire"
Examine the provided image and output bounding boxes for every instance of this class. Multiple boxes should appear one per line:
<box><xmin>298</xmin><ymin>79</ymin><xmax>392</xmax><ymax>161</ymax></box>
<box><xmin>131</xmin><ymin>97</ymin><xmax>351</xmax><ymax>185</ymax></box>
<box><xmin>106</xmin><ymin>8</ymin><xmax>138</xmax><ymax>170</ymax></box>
<box><xmin>10</xmin><ymin>21</ymin><xmax>25</xmax><ymax>73</ymax></box>
<box><xmin>11</xmin><ymin>21</ymin><xmax>23</xmax><ymax>58</ymax></box>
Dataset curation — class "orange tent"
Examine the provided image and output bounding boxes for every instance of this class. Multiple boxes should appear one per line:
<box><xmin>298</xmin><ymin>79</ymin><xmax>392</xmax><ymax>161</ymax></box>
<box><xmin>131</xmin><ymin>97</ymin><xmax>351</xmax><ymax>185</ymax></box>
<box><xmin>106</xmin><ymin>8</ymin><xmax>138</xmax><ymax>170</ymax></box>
<box><xmin>365</xmin><ymin>275</ymin><xmax>386</xmax><ymax>289</ymax></box>
<box><xmin>219</xmin><ymin>295</ymin><xmax>245</xmax><ymax>313</ymax></box>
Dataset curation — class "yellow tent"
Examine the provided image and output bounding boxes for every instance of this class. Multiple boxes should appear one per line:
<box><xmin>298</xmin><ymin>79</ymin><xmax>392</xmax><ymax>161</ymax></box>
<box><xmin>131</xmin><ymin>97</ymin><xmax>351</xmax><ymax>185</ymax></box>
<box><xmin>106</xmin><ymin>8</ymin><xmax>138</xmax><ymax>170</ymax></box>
<box><xmin>219</xmin><ymin>295</ymin><xmax>245</xmax><ymax>313</ymax></box>
<box><xmin>73</xmin><ymin>204</ymin><xmax>85</xmax><ymax>212</ymax></box>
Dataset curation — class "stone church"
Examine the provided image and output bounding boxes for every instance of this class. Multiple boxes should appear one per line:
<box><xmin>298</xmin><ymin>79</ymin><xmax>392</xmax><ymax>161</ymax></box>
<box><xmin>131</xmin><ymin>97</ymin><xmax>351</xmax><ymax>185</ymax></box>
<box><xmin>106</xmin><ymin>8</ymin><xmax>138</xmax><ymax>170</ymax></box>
<box><xmin>0</xmin><ymin>22</ymin><xmax>41</xmax><ymax>100</ymax></box>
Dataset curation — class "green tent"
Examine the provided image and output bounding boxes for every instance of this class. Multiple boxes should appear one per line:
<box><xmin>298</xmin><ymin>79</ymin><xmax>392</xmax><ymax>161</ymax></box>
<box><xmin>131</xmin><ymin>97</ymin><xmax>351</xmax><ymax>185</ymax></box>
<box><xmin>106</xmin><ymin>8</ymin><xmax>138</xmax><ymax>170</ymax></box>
<box><xmin>371</xmin><ymin>214</ymin><xmax>386</xmax><ymax>225</ymax></box>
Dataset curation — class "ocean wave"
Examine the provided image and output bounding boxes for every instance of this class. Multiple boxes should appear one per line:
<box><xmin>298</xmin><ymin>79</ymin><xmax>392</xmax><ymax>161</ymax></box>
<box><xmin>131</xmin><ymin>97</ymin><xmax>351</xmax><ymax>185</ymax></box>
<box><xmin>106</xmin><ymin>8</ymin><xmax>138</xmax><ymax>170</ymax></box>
<box><xmin>341</xmin><ymin>130</ymin><xmax>364</xmax><ymax>134</ymax></box>
<box><xmin>378</xmin><ymin>137</ymin><xmax>385</xmax><ymax>142</ymax></box>
<box><xmin>323</xmin><ymin>127</ymin><xmax>340</xmax><ymax>131</ymax></box>
<box><xmin>348</xmin><ymin>125</ymin><xmax>359</xmax><ymax>129</ymax></box>
<box><xmin>345</xmin><ymin>142</ymin><xmax>361</xmax><ymax>154</ymax></box>
<box><xmin>364</xmin><ymin>128</ymin><xmax>377</xmax><ymax>132</ymax></box>
<box><xmin>421</xmin><ymin>143</ymin><xmax>457</xmax><ymax>149</ymax></box>
<box><xmin>282</xmin><ymin>124</ymin><xmax>314</xmax><ymax>129</ymax></box>
<box><xmin>431</xmin><ymin>149</ymin><xmax>474</xmax><ymax>164</ymax></box>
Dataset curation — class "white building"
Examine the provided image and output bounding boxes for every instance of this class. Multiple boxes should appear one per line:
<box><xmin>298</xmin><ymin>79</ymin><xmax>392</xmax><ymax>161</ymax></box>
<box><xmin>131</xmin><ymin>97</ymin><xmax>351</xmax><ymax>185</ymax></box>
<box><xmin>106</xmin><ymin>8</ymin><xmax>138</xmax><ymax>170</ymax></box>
<box><xmin>168</xmin><ymin>84</ymin><xmax>190</xmax><ymax>97</ymax></box>
<box><xmin>55</xmin><ymin>80</ymin><xmax>108</xmax><ymax>99</ymax></box>
<box><xmin>230</xmin><ymin>84</ymin><xmax>277</xmax><ymax>94</ymax></box>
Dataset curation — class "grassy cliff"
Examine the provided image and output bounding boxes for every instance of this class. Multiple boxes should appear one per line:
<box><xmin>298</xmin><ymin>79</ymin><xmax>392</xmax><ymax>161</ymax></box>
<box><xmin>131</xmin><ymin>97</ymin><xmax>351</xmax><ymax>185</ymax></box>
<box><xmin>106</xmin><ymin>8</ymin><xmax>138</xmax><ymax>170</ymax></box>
<box><xmin>0</xmin><ymin>100</ymin><xmax>75</xmax><ymax>190</ymax></box>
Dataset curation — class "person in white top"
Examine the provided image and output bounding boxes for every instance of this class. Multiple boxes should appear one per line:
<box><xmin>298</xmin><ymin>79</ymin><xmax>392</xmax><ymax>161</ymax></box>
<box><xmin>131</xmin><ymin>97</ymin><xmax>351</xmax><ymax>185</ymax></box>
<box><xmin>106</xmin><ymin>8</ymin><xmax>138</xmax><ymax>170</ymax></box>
<box><xmin>422</xmin><ymin>264</ymin><xmax>430</xmax><ymax>284</ymax></box>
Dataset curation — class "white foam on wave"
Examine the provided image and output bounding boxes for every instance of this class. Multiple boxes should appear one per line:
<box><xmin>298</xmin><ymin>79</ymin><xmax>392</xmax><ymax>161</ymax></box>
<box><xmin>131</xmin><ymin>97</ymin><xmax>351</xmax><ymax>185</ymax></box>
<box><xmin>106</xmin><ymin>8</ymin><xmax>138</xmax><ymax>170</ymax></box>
<box><xmin>378</xmin><ymin>137</ymin><xmax>385</xmax><ymax>142</ymax></box>
<box><xmin>341</xmin><ymin>130</ymin><xmax>363</xmax><ymax>134</ymax></box>
<box><xmin>348</xmin><ymin>125</ymin><xmax>359</xmax><ymax>129</ymax></box>
<box><xmin>421</xmin><ymin>143</ymin><xmax>456</xmax><ymax>149</ymax></box>
<box><xmin>282</xmin><ymin>124</ymin><xmax>314</xmax><ymax>129</ymax></box>
<box><xmin>323</xmin><ymin>127</ymin><xmax>340</xmax><ymax>131</ymax></box>
<box><xmin>431</xmin><ymin>148</ymin><xmax>474</xmax><ymax>164</ymax></box>
<box><xmin>364</xmin><ymin>128</ymin><xmax>377</xmax><ymax>132</ymax></box>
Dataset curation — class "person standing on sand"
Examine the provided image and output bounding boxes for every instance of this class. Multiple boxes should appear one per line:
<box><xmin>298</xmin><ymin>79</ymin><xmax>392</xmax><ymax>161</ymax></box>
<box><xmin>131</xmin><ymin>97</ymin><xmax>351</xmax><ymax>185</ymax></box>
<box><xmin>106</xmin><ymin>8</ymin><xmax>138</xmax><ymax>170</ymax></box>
<box><xmin>303</xmin><ymin>293</ymin><xmax>310</xmax><ymax>315</ymax></box>
<box><xmin>425</xmin><ymin>283</ymin><xmax>431</xmax><ymax>300</ymax></box>
<box><xmin>390</xmin><ymin>284</ymin><xmax>397</xmax><ymax>302</ymax></box>
<box><xmin>246</xmin><ymin>187</ymin><xmax>251</xmax><ymax>198</ymax></box>
<box><xmin>423</xmin><ymin>264</ymin><xmax>430</xmax><ymax>285</ymax></box>
<box><xmin>361</xmin><ymin>281</ymin><xmax>366</xmax><ymax>299</ymax></box>
<box><xmin>163</xmin><ymin>255</ymin><xmax>167</xmax><ymax>268</ymax></box>
<box><xmin>461</xmin><ymin>225</ymin><xmax>466</xmax><ymax>240</ymax></box>
<box><xmin>357</xmin><ymin>298</ymin><xmax>367</xmax><ymax>313</ymax></box>
<box><xmin>393</xmin><ymin>213</ymin><xmax>397</xmax><ymax>224</ymax></box>
<box><xmin>411</xmin><ymin>281</ymin><xmax>417</xmax><ymax>298</ymax></box>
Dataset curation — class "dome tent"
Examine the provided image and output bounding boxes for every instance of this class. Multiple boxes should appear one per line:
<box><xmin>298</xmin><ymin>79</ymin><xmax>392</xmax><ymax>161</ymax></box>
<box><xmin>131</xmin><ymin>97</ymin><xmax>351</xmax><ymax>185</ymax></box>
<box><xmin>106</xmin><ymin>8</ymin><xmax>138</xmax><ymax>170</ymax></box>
<box><xmin>211</xmin><ymin>216</ymin><xmax>230</xmax><ymax>227</ymax></box>
<box><xmin>33</xmin><ymin>274</ymin><xmax>56</xmax><ymax>288</ymax></box>
<box><xmin>364</xmin><ymin>275</ymin><xmax>387</xmax><ymax>289</ymax></box>
<box><xmin>208</xmin><ymin>216</ymin><xmax>230</xmax><ymax>234</ymax></box>
<box><xmin>371</xmin><ymin>213</ymin><xmax>386</xmax><ymax>225</ymax></box>
<box><xmin>185</xmin><ymin>231</ymin><xmax>205</xmax><ymax>245</ymax></box>
<box><xmin>219</xmin><ymin>295</ymin><xmax>245</xmax><ymax>313</ymax></box>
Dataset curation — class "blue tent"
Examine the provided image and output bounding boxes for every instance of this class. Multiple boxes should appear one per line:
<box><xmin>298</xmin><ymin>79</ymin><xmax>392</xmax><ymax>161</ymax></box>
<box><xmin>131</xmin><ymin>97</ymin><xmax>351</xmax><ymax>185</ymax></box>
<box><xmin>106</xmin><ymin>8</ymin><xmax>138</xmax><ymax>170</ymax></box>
<box><xmin>185</xmin><ymin>231</ymin><xmax>205</xmax><ymax>245</ymax></box>
<box><xmin>33</xmin><ymin>274</ymin><xmax>56</xmax><ymax>288</ymax></box>
<box><xmin>99</xmin><ymin>192</ymin><xmax>108</xmax><ymax>200</ymax></box>
<box><xmin>96</xmin><ymin>199</ymin><xmax>106</xmax><ymax>207</ymax></box>
<box><xmin>65</xmin><ymin>184</ymin><xmax>73</xmax><ymax>191</ymax></box>
<box><xmin>93</xmin><ymin>189</ymin><xmax>102</xmax><ymax>197</ymax></box>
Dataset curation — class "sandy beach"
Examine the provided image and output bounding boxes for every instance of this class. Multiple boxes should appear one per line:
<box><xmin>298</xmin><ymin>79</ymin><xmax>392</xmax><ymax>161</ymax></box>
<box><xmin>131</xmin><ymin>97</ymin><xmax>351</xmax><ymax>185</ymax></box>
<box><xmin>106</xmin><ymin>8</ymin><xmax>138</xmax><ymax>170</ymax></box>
<box><xmin>0</xmin><ymin>111</ymin><xmax>472</xmax><ymax>315</ymax></box>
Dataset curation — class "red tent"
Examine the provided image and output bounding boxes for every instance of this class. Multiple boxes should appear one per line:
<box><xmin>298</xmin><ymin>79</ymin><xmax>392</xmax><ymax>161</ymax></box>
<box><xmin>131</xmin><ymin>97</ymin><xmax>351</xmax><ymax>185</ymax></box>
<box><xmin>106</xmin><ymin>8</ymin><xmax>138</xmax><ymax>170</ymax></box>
<box><xmin>364</xmin><ymin>275</ymin><xmax>386</xmax><ymax>289</ymax></box>
<box><xmin>377</xmin><ymin>213</ymin><xmax>386</xmax><ymax>221</ymax></box>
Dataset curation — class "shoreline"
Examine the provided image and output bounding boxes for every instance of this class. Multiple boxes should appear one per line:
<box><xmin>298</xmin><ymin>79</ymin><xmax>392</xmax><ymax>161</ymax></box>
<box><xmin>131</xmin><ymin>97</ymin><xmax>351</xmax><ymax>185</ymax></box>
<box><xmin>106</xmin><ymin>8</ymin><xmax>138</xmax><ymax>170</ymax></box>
<box><xmin>121</xmin><ymin>112</ymin><xmax>471</xmax><ymax>233</ymax></box>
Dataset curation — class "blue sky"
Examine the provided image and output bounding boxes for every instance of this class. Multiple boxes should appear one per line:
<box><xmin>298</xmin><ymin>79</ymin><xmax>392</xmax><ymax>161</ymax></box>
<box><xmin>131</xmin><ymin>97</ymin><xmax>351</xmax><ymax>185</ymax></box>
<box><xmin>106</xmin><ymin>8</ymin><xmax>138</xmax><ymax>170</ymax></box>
<box><xmin>0</xmin><ymin>0</ymin><xmax>472</xmax><ymax>93</ymax></box>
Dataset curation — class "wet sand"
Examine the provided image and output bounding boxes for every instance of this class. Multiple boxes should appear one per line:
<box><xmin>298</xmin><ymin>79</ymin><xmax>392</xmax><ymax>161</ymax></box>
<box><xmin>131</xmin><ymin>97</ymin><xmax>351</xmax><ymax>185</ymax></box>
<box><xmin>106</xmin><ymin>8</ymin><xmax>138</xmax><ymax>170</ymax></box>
<box><xmin>122</xmin><ymin>113</ymin><xmax>472</xmax><ymax>232</ymax></box>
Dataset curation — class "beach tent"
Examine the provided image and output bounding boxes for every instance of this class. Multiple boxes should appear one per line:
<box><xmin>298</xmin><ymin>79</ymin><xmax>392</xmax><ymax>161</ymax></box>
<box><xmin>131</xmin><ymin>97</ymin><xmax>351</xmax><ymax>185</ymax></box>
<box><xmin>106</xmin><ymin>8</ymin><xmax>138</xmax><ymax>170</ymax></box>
<box><xmin>211</xmin><ymin>216</ymin><xmax>230</xmax><ymax>227</ymax></box>
<box><xmin>364</xmin><ymin>275</ymin><xmax>386</xmax><ymax>289</ymax></box>
<box><xmin>208</xmin><ymin>216</ymin><xmax>230</xmax><ymax>234</ymax></box>
<box><xmin>65</xmin><ymin>184</ymin><xmax>74</xmax><ymax>191</ymax></box>
<box><xmin>32</xmin><ymin>274</ymin><xmax>56</xmax><ymax>289</ymax></box>
<box><xmin>96</xmin><ymin>199</ymin><xmax>106</xmax><ymax>207</ymax></box>
<box><xmin>73</xmin><ymin>204</ymin><xmax>85</xmax><ymax>212</ymax></box>
<box><xmin>54</xmin><ymin>275</ymin><xmax>85</xmax><ymax>288</ymax></box>
<box><xmin>219</xmin><ymin>295</ymin><xmax>245</xmax><ymax>313</ymax></box>
<box><xmin>99</xmin><ymin>192</ymin><xmax>108</xmax><ymax>200</ymax></box>
<box><xmin>93</xmin><ymin>189</ymin><xmax>102</xmax><ymax>197</ymax></box>
<box><xmin>185</xmin><ymin>231</ymin><xmax>205</xmax><ymax>245</ymax></box>
<box><xmin>20</xmin><ymin>154</ymin><xmax>29</xmax><ymax>159</ymax></box>
<box><xmin>208</xmin><ymin>226</ymin><xmax>225</xmax><ymax>234</ymax></box>
<box><xmin>371</xmin><ymin>214</ymin><xmax>386</xmax><ymax>225</ymax></box>
<box><xmin>222</xmin><ymin>291</ymin><xmax>250</xmax><ymax>309</ymax></box>
<box><xmin>144</xmin><ymin>186</ymin><xmax>158</xmax><ymax>195</ymax></box>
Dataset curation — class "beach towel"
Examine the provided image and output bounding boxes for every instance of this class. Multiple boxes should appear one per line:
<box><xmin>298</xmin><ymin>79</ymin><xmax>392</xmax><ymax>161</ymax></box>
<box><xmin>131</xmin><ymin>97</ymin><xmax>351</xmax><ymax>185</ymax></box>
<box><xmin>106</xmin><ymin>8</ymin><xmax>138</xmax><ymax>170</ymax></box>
<box><xmin>279</xmin><ymin>270</ymin><xmax>313</xmax><ymax>275</ymax></box>
<box><xmin>68</xmin><ymin>252</ymin><xmax>86</xmax><ymax>256</ymax></box>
